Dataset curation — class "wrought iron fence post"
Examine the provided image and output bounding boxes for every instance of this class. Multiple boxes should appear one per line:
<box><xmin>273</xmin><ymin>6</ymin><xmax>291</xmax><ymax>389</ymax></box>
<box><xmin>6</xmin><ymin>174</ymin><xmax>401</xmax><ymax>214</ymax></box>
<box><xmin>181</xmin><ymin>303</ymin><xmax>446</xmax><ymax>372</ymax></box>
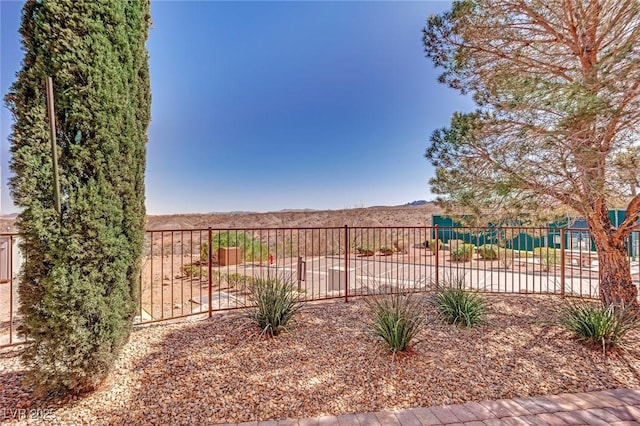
<box><xmin>208</xmin><ymin>227</ymin><xmax>213</xmax><ymax>318</ymax></box>
<box><xmin>560</xmin><ymin>228</ymin><xmax>566</xmax><ymax>297</ymax></box>
<box><xmin>434</xmin><ymin>225</ymin><xmax>439</xmax><ymax>286</ymax></box>
<box><xmin>9</xmin><ymin>235</ymin><xmax>13</xmax><ymax>344</ymax></box>
<box><xmin>297</xmin><ymin>255</ymin><xmax>303</xmax><ymax>291</ymax></box>
<box><xmin>344</xmin><ymin>225</ymin><xmax>349</xmax><ymax>303</ymax></box>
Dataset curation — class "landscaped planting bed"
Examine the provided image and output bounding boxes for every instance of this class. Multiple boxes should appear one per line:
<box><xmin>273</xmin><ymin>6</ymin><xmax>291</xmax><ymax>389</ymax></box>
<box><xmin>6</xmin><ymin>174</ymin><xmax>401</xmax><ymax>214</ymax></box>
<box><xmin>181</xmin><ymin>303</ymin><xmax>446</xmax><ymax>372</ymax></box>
<box><xmin>1</xmin><ymin>294</ymin><xmax>639</xmax><ymax>425</ymax></box>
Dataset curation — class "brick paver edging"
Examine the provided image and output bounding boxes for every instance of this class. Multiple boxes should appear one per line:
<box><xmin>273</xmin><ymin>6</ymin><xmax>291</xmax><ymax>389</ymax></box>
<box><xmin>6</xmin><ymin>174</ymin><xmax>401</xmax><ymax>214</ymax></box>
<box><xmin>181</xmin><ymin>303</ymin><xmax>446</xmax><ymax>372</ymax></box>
<box><xmin>226</xmin><ymin>389</ymin><xmax>640</xmax><ymax>425</ymax></box>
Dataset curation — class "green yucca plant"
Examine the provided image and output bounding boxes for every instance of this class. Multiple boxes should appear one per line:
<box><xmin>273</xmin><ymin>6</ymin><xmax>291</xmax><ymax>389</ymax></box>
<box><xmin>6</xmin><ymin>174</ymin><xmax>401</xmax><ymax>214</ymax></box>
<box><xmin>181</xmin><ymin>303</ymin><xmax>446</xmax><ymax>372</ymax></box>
<box><xmin>247</xmin><ymin>272</ymin><xmax>302</xmax><ymax>337</ymax></box>
<box><xmin>563</xmin><ymin>300</ymin><xmax>639</xmax><ymax>352</ymax></box>
<box><xmin>365</xmin><ymin>292</ymin><xmax>426</xmax><ymax>355</ymax></box>
<box><xmin>432</xmin><ymin>287</ymin><xmax>486</xmax><ymax>327</ymax></box>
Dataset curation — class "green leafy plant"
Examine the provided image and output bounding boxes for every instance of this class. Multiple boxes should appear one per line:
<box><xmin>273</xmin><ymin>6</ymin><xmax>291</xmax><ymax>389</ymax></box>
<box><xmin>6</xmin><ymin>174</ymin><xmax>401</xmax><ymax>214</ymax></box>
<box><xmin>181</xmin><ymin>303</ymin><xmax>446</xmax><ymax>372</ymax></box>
<box><xmin>356</xmin><ymin>246</ymin><xmax>375</xmax><ymax>256</ymax></box>
<box><xmin>477</xmin><ymin>244</ymin><xmax>499</xmax><ymax>260</ymax></box>
<box><xmin>182</xmin><ymin>266</ymin><xmax>221</xmax><ymax>286</ymax></box>
<box><xmin>365</xmin><ymin>292</ymin><xmax>426</xmax><ymax>355</ymax></box>
<box><xmin>450</xmin><ymin>243</ymin><xmax>475</xmax><ymax>262</ymax></box>
<box><xmin>182</xmin><ymin>264</ymin><xmax>207</xmax><ymax>279</ymax></box>
<box><xmin>379</xmin><ymin>246</ymin><xmax>394</xmax><ymax>255</ymax></box>
<box><xmin>225</xmin><ymin>273</ymin><xmax>254</xmax><ymax>288</ymax></box>
<box><xmin>246</xmin><ymin>273</ymin><xmax>302</xmax><ymax>337</ymax></box>
<box><xmin>562</xmin><ymin>300</ymin><xmax>639</xmax><ymax>352</ymax></box>
<box><xmin>201</xmin><ymin>231</ymin><xmax>268</xmax><ymax>263</ymax></box>
<box><xmin>430</xmin><ymin>275</ymin><xmax>486</xmax><ymax>327</ymax></box>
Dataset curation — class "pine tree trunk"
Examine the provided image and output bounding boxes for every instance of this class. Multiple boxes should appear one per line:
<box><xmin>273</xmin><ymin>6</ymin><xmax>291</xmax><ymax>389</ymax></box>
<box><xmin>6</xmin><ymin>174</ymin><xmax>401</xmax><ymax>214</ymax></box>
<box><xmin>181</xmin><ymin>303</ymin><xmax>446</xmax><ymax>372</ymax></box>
<box><xmin>593</xmin><ymin>234</ymin><xmax>638</xmax><ymax>309</ymax></box>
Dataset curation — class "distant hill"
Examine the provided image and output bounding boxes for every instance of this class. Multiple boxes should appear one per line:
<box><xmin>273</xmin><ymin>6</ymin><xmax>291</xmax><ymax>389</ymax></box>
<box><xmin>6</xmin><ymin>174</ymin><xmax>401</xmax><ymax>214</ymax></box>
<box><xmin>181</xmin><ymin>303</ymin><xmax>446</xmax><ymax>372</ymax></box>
<box><xmin>2</xmin><ymin>203</ymin><xmax>442</xmax><ymax>232</ymax></box>
<box><xmin>405</xmin><ymin>200</ymin><xmax>429</xmax><ymax>206</ymax></box>
<box><xmin>147</xmin><ymin>203</ymin><xmax>441</xmax><ymax>230</ymax></box>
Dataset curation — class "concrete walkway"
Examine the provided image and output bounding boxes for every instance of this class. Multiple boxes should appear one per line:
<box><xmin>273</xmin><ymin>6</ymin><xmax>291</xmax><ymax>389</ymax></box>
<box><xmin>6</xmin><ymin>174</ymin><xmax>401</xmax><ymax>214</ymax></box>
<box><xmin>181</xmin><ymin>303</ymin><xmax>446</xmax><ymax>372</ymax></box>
<box><xmin>230</xmin><ymin>389</ymin><xmax>640</xmax><ymax>425</ymax></box>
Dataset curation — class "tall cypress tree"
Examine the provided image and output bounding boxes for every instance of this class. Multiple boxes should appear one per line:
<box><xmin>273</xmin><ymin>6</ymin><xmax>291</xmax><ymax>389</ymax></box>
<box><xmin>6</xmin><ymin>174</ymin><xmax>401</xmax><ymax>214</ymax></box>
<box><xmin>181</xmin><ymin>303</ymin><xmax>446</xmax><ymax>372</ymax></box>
<box><xmin>5</xmin><ymin>0</ymin><xmax>150</xmax><ymax>395</ymax></box>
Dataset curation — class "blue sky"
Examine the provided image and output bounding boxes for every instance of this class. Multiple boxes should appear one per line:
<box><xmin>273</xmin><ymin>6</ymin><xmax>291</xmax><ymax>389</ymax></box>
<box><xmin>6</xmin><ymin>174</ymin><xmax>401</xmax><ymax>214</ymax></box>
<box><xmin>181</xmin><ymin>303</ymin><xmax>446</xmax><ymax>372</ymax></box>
<box><xmin>1</xmin><ymin>0</ymin><xmax>472</xmax><ymax>215</ymax></box>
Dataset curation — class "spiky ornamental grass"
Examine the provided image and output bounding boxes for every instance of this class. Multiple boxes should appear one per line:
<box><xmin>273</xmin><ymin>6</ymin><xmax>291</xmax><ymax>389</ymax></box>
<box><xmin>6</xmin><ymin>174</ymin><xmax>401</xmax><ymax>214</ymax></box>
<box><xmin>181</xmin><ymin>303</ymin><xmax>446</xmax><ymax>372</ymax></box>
<box><xmin>429</xmin><ymin>274</ymin><xmax>486</xmax><ymax>327</ymax></box>
<box><xmin>6</xmin><ymin>0</ymin><xmax>151</xmax><ymax>396</ymax></box>
<box><xmin>365</xmin><ymin>292</ymin><xmax>426</xmax><ymax>355</ymax></box>
<box><xmin>247</xmin><ymin>272</ymin><xmax>303</xmax><ymax>337</ymax></box>
<box><xmin>432</xmin><ymin>288</ymin><xmax>486</xmax><ymax>327</ymax></box>
<box><xmin>562</xmin><ymin>300</ymin><xmax>639</xmax><ymax>353</ymax></box>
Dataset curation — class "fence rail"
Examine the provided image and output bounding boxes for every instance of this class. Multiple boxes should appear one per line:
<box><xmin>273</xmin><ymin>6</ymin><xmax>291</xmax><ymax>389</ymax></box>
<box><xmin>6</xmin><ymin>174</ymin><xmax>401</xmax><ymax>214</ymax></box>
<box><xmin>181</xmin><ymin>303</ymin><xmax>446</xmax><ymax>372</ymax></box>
<box><xmin>2</xmin><ymin>226</ymin><xmax>639</xmax><ymax>347</ymax></box>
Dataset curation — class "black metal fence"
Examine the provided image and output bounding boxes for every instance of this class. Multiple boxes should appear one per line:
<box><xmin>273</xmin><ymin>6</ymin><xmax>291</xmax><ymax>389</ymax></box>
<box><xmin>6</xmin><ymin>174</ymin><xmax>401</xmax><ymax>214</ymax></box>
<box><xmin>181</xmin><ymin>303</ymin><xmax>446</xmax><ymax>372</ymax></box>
<box><xmin>2</xmin><ymin>226</ymin><xmax>639</xmax><ymax>347</ymax></box>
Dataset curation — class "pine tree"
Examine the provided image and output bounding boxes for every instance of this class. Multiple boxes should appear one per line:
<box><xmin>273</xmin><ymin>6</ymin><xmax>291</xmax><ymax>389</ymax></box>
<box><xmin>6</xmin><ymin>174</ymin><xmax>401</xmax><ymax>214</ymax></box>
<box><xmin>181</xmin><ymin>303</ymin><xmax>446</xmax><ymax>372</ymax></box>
<box><xmin>5</xmin><ymin>0</ymin><xmax>151</xmax><ymax>395</ymax></box>
<box><xmin>423</xmin><ymin>0</ymin><xmax>639</xmax><ymax>308</ymax></box>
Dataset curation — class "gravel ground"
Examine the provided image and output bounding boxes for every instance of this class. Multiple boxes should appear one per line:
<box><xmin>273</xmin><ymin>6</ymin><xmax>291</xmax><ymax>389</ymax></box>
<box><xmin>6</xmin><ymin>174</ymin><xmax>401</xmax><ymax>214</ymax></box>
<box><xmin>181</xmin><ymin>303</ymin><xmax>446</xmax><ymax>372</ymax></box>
<box><xmin>1</xmin><ymin>294</ymin><xmax>639</xmax><ymax>425</ymax></box>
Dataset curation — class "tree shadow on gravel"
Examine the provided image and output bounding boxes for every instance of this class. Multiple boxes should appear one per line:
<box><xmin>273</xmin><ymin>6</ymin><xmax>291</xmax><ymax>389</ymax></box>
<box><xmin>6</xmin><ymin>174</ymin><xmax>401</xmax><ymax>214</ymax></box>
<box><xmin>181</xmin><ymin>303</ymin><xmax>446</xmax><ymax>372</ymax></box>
<box><xmin>95</xmin><ymin>308</ymin><xmax>390</xmax><ymax>425</ymax></box>
<box><xmin>436</xmin><ymin>294</ymin><xmax>640</xmax><ymax>400</ymax></box>
<box><xmin>0</xmin><ymin>347</ymin><xmax>97</xmax><ymax>418</ymax></box>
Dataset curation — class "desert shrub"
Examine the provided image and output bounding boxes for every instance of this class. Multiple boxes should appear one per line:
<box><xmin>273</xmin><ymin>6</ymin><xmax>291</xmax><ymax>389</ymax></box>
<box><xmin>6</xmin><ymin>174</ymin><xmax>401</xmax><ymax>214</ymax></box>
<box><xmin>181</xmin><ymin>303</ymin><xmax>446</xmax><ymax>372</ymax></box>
<box><xmin>498</xmin><ymin>252</ymin><xmax>513</xmax><ymax>269</ymax></box>
<box><xmin>431</xmin><ymin>278</ymin><xmax>486</xmax><ymax>327</ymax></box>
<box><xmin>510</xmin><ymin>249</ymin><xmax>534</xmax><ymax>258</ymax></box>
<box><xmin>450</xmin><ymin>243</ymin><xmax>475</xmax><ymax>262</ymax></box>
<box><xmin>379</xmin><ymin>246</ymin><xmax>394</xmax><ymax>255</ymax></box>
<box><xmin>225</xmin><ymin>273</ymin><xmax>254</xmax><ymax>288</ymax></box>
<box><xmin>477</xmin><ymin>244</ymin><xmax>499</xmax><ymax>260</ymax></box>
<box><xmin>201</xmin><ymin>232</ymin><xmax>268</xmax><ymax>263</ymax></box>
<box><xmin>182</xmin><ymin>264</ymin><xmax>207</xmax><ymax>279</ymax></box>
<box><xmin>533</xmin><ymin>247</ymin><xmax>561</xmax><ymax>270</ymax></box>
<box><xmin>447</xmin><ymin>239</ymin><xmax>465</xmax><ymax>250</ymax></box>
<box><xmin>247</xmin><ymin>273</ymin><xmax>302</xmax><ymax>337</ymax></box>
<box><xmin>200</xmin><ymin>241</ymin><xmax>210</xmax><ymax>262</ymax></box>
<box><xmin>426</xmin><ymin>239</ymin><xmax>444</xmax><ymax>252</ymax></box>
<box><xmin>365</xmin><ymin>292</ymin><xmax>426</xmax><ymax>354</ymax></box>
<box><xmin>532</xmin><ymin>247</ymin><xmax>561</xmax><ymax>256</ymax></box>
<box><xmin>393</xmin><ymin>239</ymin><xmax>407</xmax><ymax>253</ymax></box>
<box><xmin>182</xmin><ymin>266</ymin><xmax>222</xmax><ymax>286</ymax></box>
<box><xmin>562</xmin><ymin>301</ymin><xmax>639</xmax><ymax>351</ymax></box>
<box><xmin>357</xmin><ymin>246</ymin><xmax>375</xmax><ymax>256</ymax></box>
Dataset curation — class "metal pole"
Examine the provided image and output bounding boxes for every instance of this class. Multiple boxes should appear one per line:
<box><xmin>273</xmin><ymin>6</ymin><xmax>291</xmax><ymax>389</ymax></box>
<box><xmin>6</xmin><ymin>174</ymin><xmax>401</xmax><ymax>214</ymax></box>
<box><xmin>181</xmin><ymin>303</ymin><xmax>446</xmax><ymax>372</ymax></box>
<box><xmin>45</xmin><ymin>76</ymin><xmax>62</xmax><ymax>216</ymax></box>
<box><xmin>434</xmin><ymin>225</ymin><xmax>440</xmax><ymax>286</ymax></box>
<box><xmin>8</xmin><ymin>236</ymin><xmax>13</xmax><ymax>344</ymax></box>
<box><xmin>208</xmin><ymin>227</ymin><xmax>213</xmax><ymax>318</ymax></box>
<box><xmin>344</xmin><ymin>225</ymin><xmax>349</xmax><ymax>303</ymax></box>
<box><xmin>560</xmin><ymin>228</ymin><xmax>566</xmax><ymax>297</ymax></box>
